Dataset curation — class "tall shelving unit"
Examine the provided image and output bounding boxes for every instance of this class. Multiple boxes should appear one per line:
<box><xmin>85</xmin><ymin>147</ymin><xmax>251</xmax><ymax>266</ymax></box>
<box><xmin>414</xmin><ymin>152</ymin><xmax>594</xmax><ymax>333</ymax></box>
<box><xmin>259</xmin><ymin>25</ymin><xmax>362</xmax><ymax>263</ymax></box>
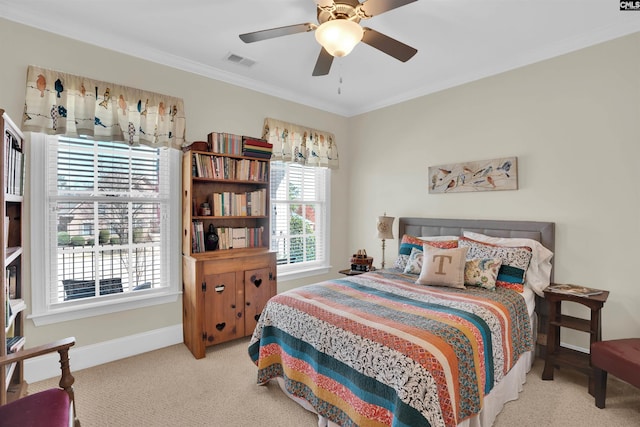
<box><xmin>0</xmin><ymin>109</ymin><xmax>27</xmax><ymax>404</ymax></box>
<box><xmin>182</xmin><ymin>146</ymin><xmax>277</xmax><ymax>359</ymax></box>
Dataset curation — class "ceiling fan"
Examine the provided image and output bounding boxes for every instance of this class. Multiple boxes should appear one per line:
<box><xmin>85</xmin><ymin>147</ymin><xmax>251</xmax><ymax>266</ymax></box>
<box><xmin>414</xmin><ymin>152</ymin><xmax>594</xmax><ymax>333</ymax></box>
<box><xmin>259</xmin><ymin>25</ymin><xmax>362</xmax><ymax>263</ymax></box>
<box><xmin>239</xmin><ymin>0</ymin><xmax>418</xmax><ymax>76</ymax></box>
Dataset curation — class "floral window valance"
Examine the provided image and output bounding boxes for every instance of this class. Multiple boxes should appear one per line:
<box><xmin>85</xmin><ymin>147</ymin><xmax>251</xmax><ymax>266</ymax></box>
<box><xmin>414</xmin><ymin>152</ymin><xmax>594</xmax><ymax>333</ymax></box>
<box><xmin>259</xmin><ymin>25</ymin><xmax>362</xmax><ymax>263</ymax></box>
<box><xmin>23</xmin><ymin>65</ymin><xmax>186</xmax><ymax>149</ymax></box>
<box><xmin>262</xmin><ymin>118</ymin><xmax>339</xmax><ymax>169</ymax></box>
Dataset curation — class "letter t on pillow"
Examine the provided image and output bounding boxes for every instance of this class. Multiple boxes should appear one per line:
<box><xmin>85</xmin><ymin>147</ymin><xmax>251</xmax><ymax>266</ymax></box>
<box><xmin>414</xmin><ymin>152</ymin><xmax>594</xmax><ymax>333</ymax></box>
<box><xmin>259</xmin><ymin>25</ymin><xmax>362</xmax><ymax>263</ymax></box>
<box><xmin>416</xmin><ymin>245</ymin><xmax>469</xmax><ymax>289</ymax></box>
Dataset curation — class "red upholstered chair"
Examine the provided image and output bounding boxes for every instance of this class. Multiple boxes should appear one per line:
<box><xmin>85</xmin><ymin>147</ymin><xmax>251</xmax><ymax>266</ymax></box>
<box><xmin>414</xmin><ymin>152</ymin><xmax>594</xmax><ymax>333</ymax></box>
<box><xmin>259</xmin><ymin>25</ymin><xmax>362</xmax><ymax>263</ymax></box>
<box><xmin>0</xmin><ymin>337</ymin><xmax>80</xmax><ymax>426</ymax></box>
<box><xmin>591</xmin><ymin>338</ymin><xmax>640</xmax><ymax>409</ymax></box>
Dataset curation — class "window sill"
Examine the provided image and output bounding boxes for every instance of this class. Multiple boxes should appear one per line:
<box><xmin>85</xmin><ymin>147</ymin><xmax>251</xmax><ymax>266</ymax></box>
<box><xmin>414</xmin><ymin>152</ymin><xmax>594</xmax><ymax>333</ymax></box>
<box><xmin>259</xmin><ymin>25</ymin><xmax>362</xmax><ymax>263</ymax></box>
<box><xmin>277</xmin><ymin>265</ymin><xmax>332</xmax><ymax>282</ymax></box>
<box><xmin>28</xmin><ymin>291</ymin><xmax>181</xmax><ymax>326</ymax></box>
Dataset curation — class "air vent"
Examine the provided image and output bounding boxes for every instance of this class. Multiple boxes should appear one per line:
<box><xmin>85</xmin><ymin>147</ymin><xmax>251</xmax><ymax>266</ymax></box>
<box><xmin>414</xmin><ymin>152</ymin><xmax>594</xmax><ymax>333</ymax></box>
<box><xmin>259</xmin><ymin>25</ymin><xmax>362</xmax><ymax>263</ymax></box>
<box><xmin>225</xmin><ymin>53</ymin><xmax>256</xmax><ymax>68</ymax></box>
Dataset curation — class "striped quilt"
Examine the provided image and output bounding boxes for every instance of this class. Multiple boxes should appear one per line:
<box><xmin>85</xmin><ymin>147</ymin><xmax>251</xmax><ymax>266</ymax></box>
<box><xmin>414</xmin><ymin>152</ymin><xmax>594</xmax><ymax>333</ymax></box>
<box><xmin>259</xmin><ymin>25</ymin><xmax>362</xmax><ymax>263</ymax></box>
<box><xmin>248</xmin><ymin>270</ymin><xmax>532</xmax><ymax>427</ymax></box>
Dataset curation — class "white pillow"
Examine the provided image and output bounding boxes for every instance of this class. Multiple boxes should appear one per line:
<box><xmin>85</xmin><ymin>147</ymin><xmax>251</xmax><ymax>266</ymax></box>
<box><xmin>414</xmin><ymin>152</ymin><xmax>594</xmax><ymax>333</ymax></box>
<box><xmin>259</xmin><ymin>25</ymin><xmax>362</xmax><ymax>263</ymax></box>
<box><xmin>462</xmin><ymin>231</ymin><xmax>553</xmax><ymax>296</ymax></box>
<box><xmin>419</xmin><ymin>235</ymin><xmax>459</xmax><ymax>241</ymax></box>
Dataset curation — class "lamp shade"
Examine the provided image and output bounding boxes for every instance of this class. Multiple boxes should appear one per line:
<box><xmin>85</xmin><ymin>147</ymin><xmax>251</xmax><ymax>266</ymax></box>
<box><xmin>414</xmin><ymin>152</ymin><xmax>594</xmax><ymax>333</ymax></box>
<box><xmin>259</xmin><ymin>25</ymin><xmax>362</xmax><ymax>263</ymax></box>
<box><xmin>376</xmin><ymin>214</ymin><xmax>395</xmax><ymax>240</ymax></box>
<box><xmin>314</xmin><ymin>19</ymin><xmax>364</xmax><ymax>57</ymax></box>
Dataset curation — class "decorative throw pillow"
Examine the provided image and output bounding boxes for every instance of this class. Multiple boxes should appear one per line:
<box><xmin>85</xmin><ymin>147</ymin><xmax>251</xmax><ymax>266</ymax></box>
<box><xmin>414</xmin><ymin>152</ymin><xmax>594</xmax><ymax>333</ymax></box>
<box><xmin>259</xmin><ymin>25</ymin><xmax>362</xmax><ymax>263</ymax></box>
<box><xmin>462</xmin><ymin>231</ymin><xmax>554</xmax><ymax>297</ymax></box>
<box><xmin>464</xmin><ymin>258</ymin><xmax>502</xmax><ymax>290</ymax></box>
<box><xmin>394</xmin><ymin>234</ymin><xmax>458</xmax><ymax>270</ymax></box>
<box><xmin>458</xmin><ymin>237</ymin><xmax>533</xmax><ymax>292</ymax></box>
<box><xmin>403</xmin><ymin>247</ymin><xmax>424</xmax><ymax>275</ymax></box>
<box><xmin>415</xmin><ymin>245</ymin><xmax>469</xmax><ymax>288</ymax></box>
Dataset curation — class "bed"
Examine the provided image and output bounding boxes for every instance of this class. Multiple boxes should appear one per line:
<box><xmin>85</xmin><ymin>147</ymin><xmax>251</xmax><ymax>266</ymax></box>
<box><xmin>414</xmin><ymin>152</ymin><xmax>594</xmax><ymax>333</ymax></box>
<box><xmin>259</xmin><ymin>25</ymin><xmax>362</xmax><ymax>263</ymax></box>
<box><xmin>249</xmin><ymin>218</ymin><xmax>555</xmax><ymax>427</ymax></box>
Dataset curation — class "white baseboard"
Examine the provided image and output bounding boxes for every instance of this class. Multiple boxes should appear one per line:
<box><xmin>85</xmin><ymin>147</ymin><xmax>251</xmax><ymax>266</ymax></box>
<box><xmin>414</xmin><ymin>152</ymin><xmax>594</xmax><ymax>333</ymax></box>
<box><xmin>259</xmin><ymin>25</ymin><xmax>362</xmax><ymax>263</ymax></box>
<box><xmin>24</xmin><ymin>324</ymin><xmax>183</xmax><ymax>383</ymax></box>
<box><xmin>561</xmin><ymin>341</ymin><xmax>589</xmax><ymax>354</ymax></box>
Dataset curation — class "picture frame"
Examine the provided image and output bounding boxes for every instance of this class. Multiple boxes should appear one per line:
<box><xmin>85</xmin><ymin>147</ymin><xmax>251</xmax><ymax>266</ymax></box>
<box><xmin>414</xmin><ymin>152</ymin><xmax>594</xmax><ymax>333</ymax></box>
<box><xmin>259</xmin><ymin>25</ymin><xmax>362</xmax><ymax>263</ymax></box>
<box><xmin>428</xmin><ymin>156</ymin><xmax>518</xmax><ymax>194</ymax></box>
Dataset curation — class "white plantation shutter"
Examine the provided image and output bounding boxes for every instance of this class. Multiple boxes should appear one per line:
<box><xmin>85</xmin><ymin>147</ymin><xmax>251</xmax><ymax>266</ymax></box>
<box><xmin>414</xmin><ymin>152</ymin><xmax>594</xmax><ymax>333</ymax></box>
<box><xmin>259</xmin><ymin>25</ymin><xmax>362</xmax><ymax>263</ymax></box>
<box><xmin>270</xmin><ymin>161</ymin><xmax>329</xmax><ymax>273</ymax></box>
<box><xmin>47</xmin><ymin>137</ymin><xmax>170</xmax><ymax>304</ymax></box>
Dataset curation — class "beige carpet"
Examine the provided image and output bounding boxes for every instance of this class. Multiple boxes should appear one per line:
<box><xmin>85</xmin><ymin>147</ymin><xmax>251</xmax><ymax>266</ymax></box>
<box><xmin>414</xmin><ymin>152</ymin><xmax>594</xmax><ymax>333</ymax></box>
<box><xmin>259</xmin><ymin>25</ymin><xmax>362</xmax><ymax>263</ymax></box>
<box><xmin>30</xmin><ymin>338</ymin><xmax>640</xmax><ymax>426</ymax></box>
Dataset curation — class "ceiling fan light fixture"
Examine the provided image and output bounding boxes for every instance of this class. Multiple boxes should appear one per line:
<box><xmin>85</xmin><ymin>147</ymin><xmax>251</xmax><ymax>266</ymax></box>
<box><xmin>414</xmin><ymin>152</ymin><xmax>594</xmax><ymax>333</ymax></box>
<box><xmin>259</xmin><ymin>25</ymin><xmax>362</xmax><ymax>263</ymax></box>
<box><xmin>315</xmin><ymin>19</ymin><xmax>364</xmax><ymax>57</ymax></box>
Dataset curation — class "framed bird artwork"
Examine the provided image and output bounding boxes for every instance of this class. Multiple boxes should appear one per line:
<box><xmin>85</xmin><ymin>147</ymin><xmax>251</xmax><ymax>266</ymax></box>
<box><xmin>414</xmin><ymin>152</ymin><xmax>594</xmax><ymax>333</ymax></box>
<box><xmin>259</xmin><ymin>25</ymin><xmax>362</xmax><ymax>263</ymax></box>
<box><xmin>428</xmin><ymin>156</ymin><xmax>518</xmax><ymax>193</ymax></box>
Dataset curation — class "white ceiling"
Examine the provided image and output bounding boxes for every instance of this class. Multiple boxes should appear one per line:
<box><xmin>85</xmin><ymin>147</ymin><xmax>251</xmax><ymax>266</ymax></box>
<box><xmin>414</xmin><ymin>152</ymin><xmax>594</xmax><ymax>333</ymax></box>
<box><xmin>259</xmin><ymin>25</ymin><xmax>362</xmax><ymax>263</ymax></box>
<box><xmin>2</xmin><ymin>0</ymin><xmax>640</xmax><ymax>117</ymax></box>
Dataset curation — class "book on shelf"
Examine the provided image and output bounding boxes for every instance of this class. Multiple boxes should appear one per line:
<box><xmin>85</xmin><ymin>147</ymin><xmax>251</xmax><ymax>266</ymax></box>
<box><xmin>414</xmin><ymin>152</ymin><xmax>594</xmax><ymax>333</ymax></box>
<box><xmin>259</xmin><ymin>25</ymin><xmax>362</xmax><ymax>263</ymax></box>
<box><xmin>3</xmin><ymin>216</ymin><xmax>8</xmax><ymax>249</ymax></box>
<box><xmin>546</xmin><ymin>283</ymin><xmax>604</xmax><ymax>297</ymax></box>
<box><xmin>190</xmin><ymin>222</ymin><xmax>265</xmax><ymax>254</ymax></box>
<box><xmin>191</xmin><ymin>221</ymin><xmax>206</xmax><ymax>253</ymax></box>
<box><xmin>5</xmin><ymin>335</ymin><xmax>25</xmax><ymax>353</ymax></box>
<box><xmin>6</xmin><ymin>298</ymin><xmax>26</xmax><ymax>327</ymax></box>
<box><xmin>242</xmin><ymin>136</ymin><xmax>273</xmax><ymax>159</ymax></box>
<box><xmin>210</xmin><ymin>189</ymin><xmax>265</xmax><ymax>217</ymax></box>
<box><xmin>4</xmin><ymin>271</ymin><xmax>10</xmax><ymax>326</ymax></box>
<box><xmin>6</xmin><ymin>265</ymin><xmax>17</xmax><ymax>299</ymax></box>
<box><xmin>231</xmin><ymin>228</ymin><xmax>247</xmax><ymax>249</ymax></box>
<box><xmin>241</xmin><ymin>149</ymin><xmax>272</xmax><ymax>159</ymax></box>
<box><xmin>242</xmin><ymin>136</ymin><xmax>272</xmax><ymax>149</ymax></box>
<box><xmin>207</xmin><ymin>132</ymin><xmax>243</xmax><ymax>155</ymax></box>
<box><xmin>9</xmin><ymin>299</ymin><xmax>26</xmax><ymax>314</ymax></box>
<box><xmin>192</xmin><ymin>153</ymin><xmax>268</xmax><ymax>182</ymax></box>
<box><xmin>215</xmin><ymin>226</ymin><xmax>264</xmax><ymax>250</ymax></box>
<box><xmin>4</xmin><ymin>123</ymin><xmax>24</xmax><ymax>196</ymax></box>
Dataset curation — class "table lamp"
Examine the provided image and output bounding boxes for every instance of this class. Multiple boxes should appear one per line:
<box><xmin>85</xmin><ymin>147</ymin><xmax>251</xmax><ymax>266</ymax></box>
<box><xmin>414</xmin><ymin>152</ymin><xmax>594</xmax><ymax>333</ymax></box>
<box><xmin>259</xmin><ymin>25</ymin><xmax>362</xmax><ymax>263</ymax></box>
<box><xmin>376</xmin><ymin>213</ymin><xmax>395</xmax><ymax>269</ymax></box>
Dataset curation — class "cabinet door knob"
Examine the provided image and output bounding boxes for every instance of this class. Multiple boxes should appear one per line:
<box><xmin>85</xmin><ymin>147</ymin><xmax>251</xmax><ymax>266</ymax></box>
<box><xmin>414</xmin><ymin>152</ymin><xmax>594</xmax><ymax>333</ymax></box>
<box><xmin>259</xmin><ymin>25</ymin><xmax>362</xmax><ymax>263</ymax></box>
<box><xmin>231</xmin><ymin>304</ymin><xmax>236</xmax><ymax>309</ymax></box>
<box><xmin>246</xmin><ymin>301</ymin><xmax>251</xmax><ymax>307</ymax></box>
<box><xmin>237</xmin><ymin>312</ymin><xmax>242</xmax><ymax>318</ymax></box>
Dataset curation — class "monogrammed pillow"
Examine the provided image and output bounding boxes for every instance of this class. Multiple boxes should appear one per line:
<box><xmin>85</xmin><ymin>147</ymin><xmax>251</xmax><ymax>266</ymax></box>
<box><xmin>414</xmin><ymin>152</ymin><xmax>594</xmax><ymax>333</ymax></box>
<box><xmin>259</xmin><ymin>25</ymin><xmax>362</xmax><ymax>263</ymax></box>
<box><xmin>416</xmin><ymin>245</ymin><xmax>469</xmax><ymax>288</ymax></box>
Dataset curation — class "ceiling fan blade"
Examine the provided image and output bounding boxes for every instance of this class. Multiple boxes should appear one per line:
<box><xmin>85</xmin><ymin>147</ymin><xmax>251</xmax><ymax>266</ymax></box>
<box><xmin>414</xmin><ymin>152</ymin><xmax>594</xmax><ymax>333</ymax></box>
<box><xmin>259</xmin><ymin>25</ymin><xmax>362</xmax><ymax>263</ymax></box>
<box><xmin>312</xmin><ymin>48</ymin><xmax>334</xmax><ymax>76</ymax></box>
<box><xmin>315</xmin><ymin>0</ymin><xmax>334</xmax><ymax>7</ymax></box>
<box><xmin>359</xmin><ymin>0</ymin><xmax>417</xmax><ymax>17</ymax></box>
<box><xmin>240</xmin><ymin>23</ymin><xmax>315</xmax><ymax>43</ymax></box>
<box><xmin>361</xmin><ymin>28</ymin><xmax>417</xmax><ymax>62</ymax></box>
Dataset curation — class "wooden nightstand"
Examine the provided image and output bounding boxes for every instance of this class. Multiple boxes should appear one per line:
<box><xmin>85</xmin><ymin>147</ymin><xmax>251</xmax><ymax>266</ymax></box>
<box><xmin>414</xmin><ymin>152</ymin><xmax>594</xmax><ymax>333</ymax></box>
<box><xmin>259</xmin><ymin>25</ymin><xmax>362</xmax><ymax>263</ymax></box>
<box><xmin>541</xmin><ymin>284</ymin><xmax>609</xmax><ymax>395</ymax></box>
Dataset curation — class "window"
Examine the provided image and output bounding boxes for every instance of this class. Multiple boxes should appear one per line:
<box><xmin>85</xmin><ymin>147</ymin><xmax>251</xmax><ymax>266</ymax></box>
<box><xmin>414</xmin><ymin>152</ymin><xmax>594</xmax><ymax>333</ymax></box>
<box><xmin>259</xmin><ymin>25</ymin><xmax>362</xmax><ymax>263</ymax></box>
<box><xmin>29</xmin><ymin>134</ymin><xmax>181</xmax><ymax>325</ymax></box>
<box><xmin>270</xmin><ymin>161</ymin><xmax>330</xmax><ymax>279</ymax></box>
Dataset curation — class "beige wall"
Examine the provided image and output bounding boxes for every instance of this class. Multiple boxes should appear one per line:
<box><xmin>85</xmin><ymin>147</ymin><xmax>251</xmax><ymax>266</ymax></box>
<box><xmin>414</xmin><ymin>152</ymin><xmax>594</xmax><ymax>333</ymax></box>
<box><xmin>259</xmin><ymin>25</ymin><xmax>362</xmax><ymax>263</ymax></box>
<box><xmin>0</xmin><ymin>18</ymin><xmax>350</xmax><ymax>348</ymax></box>
<box><xmin>1</xmin><ymin>17</ymin><xmax>638</xmax><ymax>353</ymax></box>
<box><xmin>348</xmin><ymin>32</ymin><xmax>640</xmax><ymax>348</ymax></box>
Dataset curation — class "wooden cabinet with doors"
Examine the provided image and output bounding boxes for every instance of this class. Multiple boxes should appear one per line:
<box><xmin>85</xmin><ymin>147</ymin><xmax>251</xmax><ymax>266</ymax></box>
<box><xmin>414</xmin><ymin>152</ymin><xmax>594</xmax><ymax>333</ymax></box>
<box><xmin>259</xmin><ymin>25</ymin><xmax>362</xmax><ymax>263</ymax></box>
<box><xmin>181</xmin><ymin>144</ymin><xmax>277</xmax><ymax>359</ymax></box>
<box><xmin>182</xmin><ymin>251</ymin><xmax>276</xmax><ymax>359</ymax></box>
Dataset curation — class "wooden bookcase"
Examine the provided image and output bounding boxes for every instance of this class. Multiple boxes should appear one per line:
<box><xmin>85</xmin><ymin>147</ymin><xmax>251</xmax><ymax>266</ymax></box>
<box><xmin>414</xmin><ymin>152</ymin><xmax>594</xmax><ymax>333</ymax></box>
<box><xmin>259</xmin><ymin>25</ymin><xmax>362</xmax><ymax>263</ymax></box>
<box><xmin>0</xmin><ymin>109</ymin><xmax>27</xmax><ymax>404</ymax></box>
<box><xmin>182</xmin><ymin>149</ymin><xmax>277</xmax><ymax>359</ymax></box>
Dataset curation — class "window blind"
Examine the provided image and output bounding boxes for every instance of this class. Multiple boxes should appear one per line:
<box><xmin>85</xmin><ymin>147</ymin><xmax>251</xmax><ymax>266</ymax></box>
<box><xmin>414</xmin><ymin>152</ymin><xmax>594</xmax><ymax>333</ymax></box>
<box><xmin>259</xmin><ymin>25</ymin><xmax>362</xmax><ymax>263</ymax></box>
<box><xmin>47</xmin><ymin>137</ymin><xmax>170</xmax><ymax>304</ymax></box>
<box><xmin>270</xmin><ymin>161</ymin><xmax>327</xmax><ymax>268</ymax></box>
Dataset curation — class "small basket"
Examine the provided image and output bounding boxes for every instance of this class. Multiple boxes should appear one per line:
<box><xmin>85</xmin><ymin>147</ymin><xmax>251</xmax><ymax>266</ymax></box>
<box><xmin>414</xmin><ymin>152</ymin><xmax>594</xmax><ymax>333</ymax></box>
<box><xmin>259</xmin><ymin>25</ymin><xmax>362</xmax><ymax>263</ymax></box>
<box><xmin>350</xmin><ymin>249</ymin><xmax>373</xmax><ymax>272</ymax></box>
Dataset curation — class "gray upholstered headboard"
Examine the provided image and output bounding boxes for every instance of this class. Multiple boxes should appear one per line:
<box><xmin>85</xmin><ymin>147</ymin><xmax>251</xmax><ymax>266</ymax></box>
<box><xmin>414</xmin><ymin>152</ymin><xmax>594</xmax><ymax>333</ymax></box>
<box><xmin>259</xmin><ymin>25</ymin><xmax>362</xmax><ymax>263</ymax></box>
<box><xmin>398</xmin><ymin>217</ymin><xmax>555</xmax><ymax>279</ymax></box>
